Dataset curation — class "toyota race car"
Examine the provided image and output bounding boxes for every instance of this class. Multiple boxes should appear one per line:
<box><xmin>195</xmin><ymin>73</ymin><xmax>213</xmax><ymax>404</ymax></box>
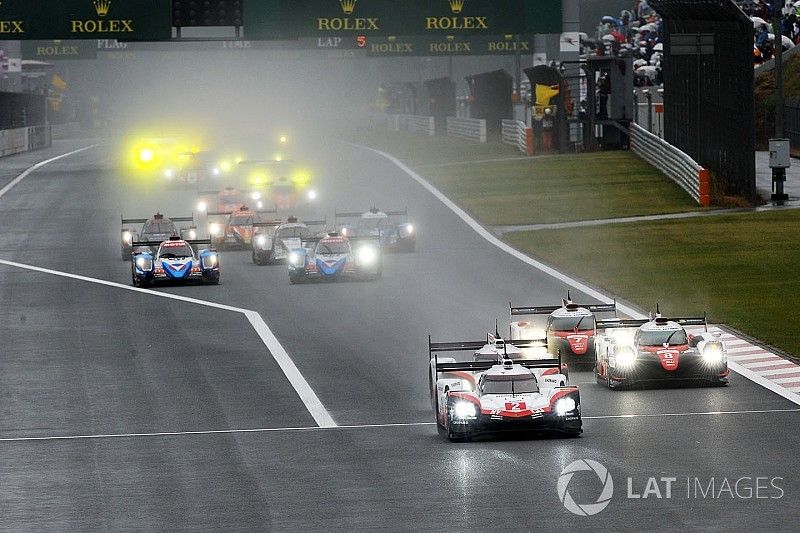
<box><xmin>130</xmin><ymin>236</ymin><xmax>219</xmax><ymax>287</ymax></box>
<box><xmin>336</xmin><ymin>207</ymin><xmax>415</xmax><ymax>252</ymax></box>
<box><xmin>594</xmin><ymin>312</ymin><xmax>729</xmax><ymax>388</ymax></box>
<box><xmin>287</xmin><ymin>232</ymin><xmax>382</xmax><ymax>283</ymax></box>
<box><xmin>252</xmin><ymin>216</ymin><xmax>326</xmax><ymax>265</ymax></box>
<box><xmin>429</xmin><ymin>333</ymin><xmax>581</xmax><ymax>441</ymax></box>
<box><xmin>197</xmin><ymin>186</ymin><xmax>246</xmax><ymax>215</ymax></box>
<box><xmin>510</xmin><ymin>296</ymin><xmax>616</xmax><ymax>367</ymax></box>
<box><xmin>120</xmin><ymin>213</ymin><xmax>196</xmax><ymax>260</ymax></box>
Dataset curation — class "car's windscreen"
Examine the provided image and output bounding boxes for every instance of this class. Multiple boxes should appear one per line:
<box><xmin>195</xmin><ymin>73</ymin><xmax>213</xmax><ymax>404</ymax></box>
<box><xmin>230</xmin><ymin>215</ymin><xmax>252</xmax><ymax>225</ymax></box>
<box><xmin>158</xmin><ymin>244</ymin><xmax>194</xmax><ymax>258</ymax></box>
<box><xmin>277</xmin><ymin>227</ymin><xmax>310</xmax><ymax>238</ymax></box>
<box><xmin>637</xmin><ymin>329</ymin><xmax>688</xmax><ymax>346</ymax></box>
<box><xmin>317</xmin><ymin>241</ymin><xmax>349</xmax><ymax>255</ymax></box>
<box><xmin>143</xmin><ymin>221</ymin><xmax>177</xmax><ymax>235</ymax></box>
<box><xmin>481</xmin><ymin>376</ymin><xmax>538</xmax><ymax>395</ymax></box>
<box><xmin>551</xmin><ymin>315</ymin><xmax>596</xmax><ymax>331</ymax></box>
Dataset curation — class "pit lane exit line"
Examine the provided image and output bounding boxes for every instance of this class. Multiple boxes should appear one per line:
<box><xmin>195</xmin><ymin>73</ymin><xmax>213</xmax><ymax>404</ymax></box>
<box><xmin>1</xmin><ymin>408</ymin><xmax>797</xmax><ymax>443</ymax></box>
<box><xmin>0</xmin><ymin>144</ymin><xmax>99</xmax><ymax>200</ymax></box>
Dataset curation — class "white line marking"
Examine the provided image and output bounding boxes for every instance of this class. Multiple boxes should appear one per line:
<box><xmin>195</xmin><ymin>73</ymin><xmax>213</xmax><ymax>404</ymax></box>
<box><xmin>582</xmin><ymin>407</ymin><xmax>800</xmax><ymax>420</ymax></box>
<box><xmin>0</xmin><ymin>259</ymin><xmax>337</xmax><ymax>427</ymax></box>
<box><xmin>727</xmin><ymin>361</ymin><xmax>800</xmax><ymax>404</ymax></box>
<box><xmin>361</xmin><ymin>145</ymin><xmax>800</xmax><ymax>407</ymax></box>
<box><xmin>244</xmin><ymin>311</ymin><xmax>336</xmax><ymax>427</ymax></box>
<box><xmin>361</xmin><ymin>146</ymin><xmax>644</xmax><ymax>319</ymax></box>
<box><xmin>4</xmin><ymin>409</ymin><xmax>799</xmax><ymax>443</ymax></box>
<box><xmin>0</xmin><ymin>144</ymin><xmax>99</xmax><ymax>200</ymax></box>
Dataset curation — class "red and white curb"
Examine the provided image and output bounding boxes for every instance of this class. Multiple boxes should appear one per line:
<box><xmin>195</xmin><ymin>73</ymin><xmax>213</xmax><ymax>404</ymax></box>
<box><xmin>687</xmin><ymin>326</ymin><xmax>800</xmax><ymax>404</ymax></box>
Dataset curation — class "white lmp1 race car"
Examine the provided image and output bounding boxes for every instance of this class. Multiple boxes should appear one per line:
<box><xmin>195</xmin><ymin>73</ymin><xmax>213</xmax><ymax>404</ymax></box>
<box><xmin>428</xmin><ymin>333</ymin><xmax>581</xmax><ymax>441</ymax></box>
<box><xmin>509</xmin><ymin>295</ymin><xmax>616</xmax><ymax>368</ymax></box>
<box><xmin>594</xmin><ymin>312</ymin><xmax>729</xmax><ymax>389</ymax></box>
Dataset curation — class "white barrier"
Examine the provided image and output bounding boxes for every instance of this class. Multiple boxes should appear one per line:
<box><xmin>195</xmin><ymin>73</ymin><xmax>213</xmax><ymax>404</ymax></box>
<box><xmin>406</xmin><ymin>115</ymin><xmax>435</xmax><ymax>136</ymax></box>
<box><xmin>446</xmin><ymin>117</ymin><xmax>487</xmax><ymax>142</ymax></box>
<box><xmin>501</xmin><ymin>119</ymin><xmax>533</xmax><ymax>155</ymax></box>
<box><xmin>629</xmin><ymin>122</ymin><xmax>710</xmax><ymax>206</ymax></box>
<box><xmin>0</xmin><ymin>125</ymin><xmax>53</xmax><ymax>157</ymax></box>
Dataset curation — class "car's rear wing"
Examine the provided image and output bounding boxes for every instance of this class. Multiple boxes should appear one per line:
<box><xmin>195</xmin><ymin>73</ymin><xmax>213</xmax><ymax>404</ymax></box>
<box><xmin>121</xmin><ymin>217</ymin><xmax>148</xmax><ymax>225</ymax></box>
<box><xmin>509</xmin><ymin>302</ymin><xmax>617</xmax><ymax>316</ymax></box>
<box><xmin>207</xmin><ymin>211</ymin><xmax>231</xmax><ymax>217</ymax></box>
<box><xmin>428</xmin><ymin>337</ymin><xmax>546</xmax><ymax>355</ymax></box>
<box><xmin>434</xmin><ymin>358</ymin><xmax>561</xmax><ymax>374</ymax></box>
<box><xmin>335</xmin><ymin>208</ymin><xmax>409</xmax><ymax>219</ymax></box>
<box><xmin>253</xmin><ymin>221</ymin><xmax>283</xmax><ymax>228</ymax></box>
<box><xmin>428</xmin><ymin>335</ymin><xmax>563</xmax><ymax>373</ymax></box>
<box><xmin>131</xmin><ymin>239</ymin><xmax>213</xmax><ymax>250</ymax></box>
<box><xmin>660</xmin><ymin>315</ymin><xmax>707</xmax><ymax>327</ymax></box>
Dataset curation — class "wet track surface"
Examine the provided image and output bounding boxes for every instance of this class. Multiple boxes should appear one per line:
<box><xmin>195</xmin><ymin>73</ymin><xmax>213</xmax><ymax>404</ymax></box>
<box><xmin>0</xmin><ymin>139</ymin><xmax>798</xmax><ymax>531</ymax></box>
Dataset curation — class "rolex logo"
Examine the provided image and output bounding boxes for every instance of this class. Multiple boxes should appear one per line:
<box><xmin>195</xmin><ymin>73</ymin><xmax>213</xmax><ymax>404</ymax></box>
<box><xmin>340</xmin><ymin>0</ymin><xmax>357</xmax><ymax>15</ymax></box>
<box><xmin>93</xmin><ymin>0</ymin><xmax>111</xmax><ymax>17</ymax></box>
<box><xmin>448</xmin><ymin>0</ymin><xmax>465</xmax><ymax>13</ymax></box>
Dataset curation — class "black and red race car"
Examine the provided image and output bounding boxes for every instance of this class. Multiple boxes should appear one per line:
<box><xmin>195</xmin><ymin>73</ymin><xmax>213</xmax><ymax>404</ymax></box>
<box><xmin>594</xmin><ymin>314</ymin><xmax>729</xmax><ymax>389</ymax></box>
<box><xmin>509</xmin><ymin>297</ymin><xmax>616</xmax><ymax>368</ymax></box>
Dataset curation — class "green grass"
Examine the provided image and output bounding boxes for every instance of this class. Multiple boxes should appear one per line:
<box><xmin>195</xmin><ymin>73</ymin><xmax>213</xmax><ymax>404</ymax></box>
<box><xmin>505</xmin><ymin>210</ymin><xmax>800</xmax><ymax>356</ymax></box>
<box><xmin>355</xmin><ymin>129</ymin><xmax>702</xmax><ymax>225</ymax></box>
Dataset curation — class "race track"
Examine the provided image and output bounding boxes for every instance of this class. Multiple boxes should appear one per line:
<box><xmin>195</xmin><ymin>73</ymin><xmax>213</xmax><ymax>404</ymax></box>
<box><xmin>0</xmin><ymin>137</ymin><xmax>798</xmax><ymax>531</ymax></box>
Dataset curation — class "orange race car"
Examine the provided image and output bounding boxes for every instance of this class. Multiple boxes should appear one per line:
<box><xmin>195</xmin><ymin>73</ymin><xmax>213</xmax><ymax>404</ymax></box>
<box><xmin>208</xmin><ymin>205</ymin><xmax>272</xmax><ymax>249</ymax></box>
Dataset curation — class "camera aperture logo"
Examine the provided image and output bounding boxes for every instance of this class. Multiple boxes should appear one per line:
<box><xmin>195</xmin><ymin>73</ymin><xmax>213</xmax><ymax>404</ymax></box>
<box><xmin>557</xmin><ymin>459</ymin><xmax>614</xmax><ymax>516</ymax></box>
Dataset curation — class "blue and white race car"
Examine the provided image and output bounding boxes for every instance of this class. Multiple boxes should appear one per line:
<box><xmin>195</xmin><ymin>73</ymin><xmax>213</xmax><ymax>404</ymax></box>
<box><xmin>130</xmin><ymin>236</ymin><xmax>219</xmax><ymax>287</ymax></box>
<box><xmin>335</xmin><ymin>207</ymin><xmax>415</xmax><ymax>252</ymax></box>
<box><xmin>287</xmin><ymin>232</ymin><xmax>381</xmax><ymax>284</ymax></box>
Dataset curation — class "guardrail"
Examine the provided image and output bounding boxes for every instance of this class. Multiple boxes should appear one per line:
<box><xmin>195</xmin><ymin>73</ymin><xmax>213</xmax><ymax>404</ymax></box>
<box><xmin>0</xmin><ymin>125</ymin><xmax>53</xmax><ymax>157</ymax></box>
<box><xmin>446</xmin><ymin>117</ymin><xmax>486</xmax><ymax>142</ymax></box>
<box><xmin>629</xmin><ymin>122</ymin><xmax>709</xmax><ymax>206</ymax></box>
<box><xmin>501</xmin><ymin>119</ymin><xmax>533</xmax><ymax>155</ymax></box>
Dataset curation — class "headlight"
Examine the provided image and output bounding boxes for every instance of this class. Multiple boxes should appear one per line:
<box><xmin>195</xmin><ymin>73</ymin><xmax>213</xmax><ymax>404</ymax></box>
<box><xmin>340</xmin><ymin>227</ymin><xmax>348</xmax><ymax>236</ymax></box>
<box><xmin>164</xmin><ymin>169</ymin><xmax>174</xmax><ymax>178</ymax></box>
<box><xmin>203</xmin><ymin>254</ymin><xmax>218</xmax><ymax>268</ymax></box>
<box><xmin>257</xmin><ymin>201</ymin><xmax>264</xmax><ymax>209</ymax></box>
<box><xmin>307</xmin><ymin>189</ymin><xmax>318</xmax><ymax>201</ymax></box>
<box><xmin>357</xmin><ymin>246</ymin><xmax>377</xmax><ymax>265</ymax></box>
<box><xmin>212</xmin><ymin>167</ymin><xmax>221</xmax><ymax>176</ymax></box>
<box><xmin>251</xmin><ymin>191</ymin><xmax>262</xmax><ymax>200</ymax></box>
<box><xmin>555</xmin><ymin>397</ymin><xmax>577</xmax><ymax>416</ymax></box>
<box><xmin>453</xmin><ymin>401</ymin><xmax>477</xmax><ymax>419</ymax></box>
<box><xmin>702</xmin><ymin>342</ymin><xmax>725</xmax><ymax>363</ymax></box>
<box><xmin>188</xmin><ymin>229</ymin><xmax>197</xmax><ymax>240</ymax></box>
<box><xmin>256</xmin><ymin>235</ymin><xmax>267</xmax><ymax>247</ymax></box>
<box><xmin>196</xmin><ymin>200</ymin><xmax>207</xmax><ymax>213</ymax></box>
<box><xmin>139</xmin><ymin>148</ymin><xmax>154</xmax><ymax>163</ymax></box>
<box><xmin>279</xmin><ymin>135</ymin><xmax>288</xmax><ymax>144</ymax></box>
<box><xmin>135</xmin><ymin>256</ymin><xmax>151</xmax><ymax>270</ymax></box>
<box><xmin>615</xmin><ymin>346</ymin><xmax>637</xmax><ymax>367</ymax></box>
<box><xmin>404</xmin><ymin>224</ymin><xmax>414</xmax><ymax>234</ymax></box>
<box><xmin>122</xmin><ymin>230</ymin><xmax>132</xmax><ymax>244</ymax></box>
<box><xmin>288</xmin><ymin>252</ymin><xmax>301</xmax><ymax>265</ymax></box>
<box><xmin>209</xmin><ymin>222</ymin><xmax>222</xmax><ymax>236</ymax></box>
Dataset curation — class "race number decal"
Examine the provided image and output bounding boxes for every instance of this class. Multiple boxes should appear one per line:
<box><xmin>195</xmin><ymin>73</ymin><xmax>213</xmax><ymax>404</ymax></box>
<box><xmin>504</xmin><ymin>402</ymin><xmax>526</xmax><ymax>411</ymax></box>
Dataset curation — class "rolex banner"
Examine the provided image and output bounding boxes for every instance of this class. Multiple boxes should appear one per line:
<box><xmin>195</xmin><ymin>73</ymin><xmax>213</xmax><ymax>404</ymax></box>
<box><xmin>0</xmin><ymin>0</ymin><xmax>171</xmax><ymax>41</ymax></box>
<box><xmin>246</xmin><ymin>0</ymin><xmax>562</xmax><ymax>40</ymax></box>
<box><xmin>366</xmin><ymin>34</ymin><xmax>535</xmax><ymax>56</ymax></box>
<box><xmin>22</xmin><ymin>40</ymin><xmax>97</xmax><ymax>60</ymax></box>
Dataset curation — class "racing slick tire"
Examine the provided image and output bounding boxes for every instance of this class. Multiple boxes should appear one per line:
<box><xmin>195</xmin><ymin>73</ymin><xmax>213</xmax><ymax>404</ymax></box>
<box><xmin>121</xmin><ymin>246</ymin><xmax>131</xmax><ymax>261</ymax></box>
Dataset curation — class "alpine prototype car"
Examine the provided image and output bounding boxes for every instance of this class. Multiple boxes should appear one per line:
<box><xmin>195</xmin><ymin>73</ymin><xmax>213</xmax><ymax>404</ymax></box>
<box><xmin>120</xmin><ymin>213</ymin><xmax>196</xmax><ymax>260</ymax></box>
<box><xmin>252</xmin><ymin>216</ymin><xmax>326</xmax><ymax>265</ymax></box>
<box><xmin>429</xmin><ymin>333</ymin><xmax>581</xmax><ymax>441</ymax></box>
<box><xmin>510</xmin><ymin>296</ymin><xmax>616</xmax><ymax>368</ymax></box>
<box><xmin>594</xmin><ymin>313</ymin><xmax>729</xmax><ymax>388</ymax></box>
<box><xmin>287</xmin><ymin>232</ymin><xmax>382</xmax><ymax>283</ymax></box>
<box><xmin>336</xmin><ymin>207</ymin><xmax>415</xmax><ymax>252</ymax></box>
<box><xmin>130</xmin><ymin>236</ymin><xmax>219</xmax><ymax>287</ymax></box>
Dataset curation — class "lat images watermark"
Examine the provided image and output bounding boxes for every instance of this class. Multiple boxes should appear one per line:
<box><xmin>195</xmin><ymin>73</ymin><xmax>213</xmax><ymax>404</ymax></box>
<box><xmin>557</xmin><ymin>460</ymin><xmax>785</xmax><ymax>516</ymax></box>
